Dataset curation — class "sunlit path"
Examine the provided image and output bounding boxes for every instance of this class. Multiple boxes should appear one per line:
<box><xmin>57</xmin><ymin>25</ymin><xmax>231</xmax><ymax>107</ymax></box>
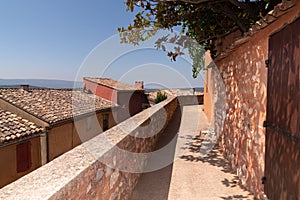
<box><xmin>131</xmin><ymin>105</ymin><xmax>254</xmax><ymax>200</ymax></box>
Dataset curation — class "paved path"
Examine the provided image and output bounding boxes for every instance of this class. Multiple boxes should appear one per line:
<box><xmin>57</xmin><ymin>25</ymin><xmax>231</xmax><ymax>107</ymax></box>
<box><xmin>131</xmin><ymin>105</ymin><xmax>254</xmax><ymax>200</ymax></box>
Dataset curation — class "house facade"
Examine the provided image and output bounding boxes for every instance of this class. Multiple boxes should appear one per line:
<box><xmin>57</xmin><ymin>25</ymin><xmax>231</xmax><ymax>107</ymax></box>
<box><xmin>0</xmin><ymin>87</ymin><xmax>117</xmax><ymax>187</ymax></box>
<box><xmin>0</xmin><ymin>108</ymin><xmax>45</xmax><ymax>187</ymax></box>
<box><xmin>83</xmin><ymin>77</ymin><xmax>149</xmax><ymax>122</ymax></box>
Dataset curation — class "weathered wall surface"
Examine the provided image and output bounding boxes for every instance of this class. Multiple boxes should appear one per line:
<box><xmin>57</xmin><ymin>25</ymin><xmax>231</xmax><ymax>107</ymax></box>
<box><xmin>0</xmin><ymin>97</ymin><xmax>178</xmax><ymax>199</ymax></box>
<box><xmin>216</xmin><ymin>38</ymin><xmax>268</xmax><ymax>198</ymax></box>
<box><xmin>0</xmin><ymin>136</ymin><xmax>41</xmax><ymax>188</ymax></box>
<box><xmin>117</xmin><ymin>91</ymin><xmax>149</xmax><ymax>120</ymax></box>
<box><xmin>83</xmin><ymin>79</ymin><xmax>117</xmax><ymax>103</ymax></box>
<box><xmin>203</xmin><ymin>68</ymin><xmax>213</xmax><ymax>122</ymax></box>
<box><xmin>177</xmin><ymin>94</ymin><xmax>203</xmax><ymax>106</ymax></box>
<box><xmin>207</xmin><ymin>2</ymin><xmax>300</xmax><ymax>198</ymax></box>
<box><xmin>48</xmin><ymin>123</ymin><xmax>74</xmax><ymax>160</ymax></box>
<box><xmin>48</xmin><ymin>111</ymin><xmax>116</xmax><ymax>161</ymax></box>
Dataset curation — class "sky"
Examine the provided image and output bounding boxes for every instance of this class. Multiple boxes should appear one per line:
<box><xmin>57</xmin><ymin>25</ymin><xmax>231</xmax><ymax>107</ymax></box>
<box><xmin>0</xmin><ymin>0</ymin><xmax>205</xmax><ymax>88</ymax></box>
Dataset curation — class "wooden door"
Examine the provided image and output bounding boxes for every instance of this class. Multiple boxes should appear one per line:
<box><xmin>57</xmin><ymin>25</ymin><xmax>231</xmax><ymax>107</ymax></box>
<box><xmin>265</xmin><ymin>17</ymin><xmax>300</xmax><ymax>199</ymax></box>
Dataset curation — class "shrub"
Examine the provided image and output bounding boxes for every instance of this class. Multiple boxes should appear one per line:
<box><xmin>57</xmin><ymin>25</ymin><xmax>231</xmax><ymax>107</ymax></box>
<box><xmin>155</xmin><ymin>91</ymin><xmax>167</xmax><ymax>104</ymax></box>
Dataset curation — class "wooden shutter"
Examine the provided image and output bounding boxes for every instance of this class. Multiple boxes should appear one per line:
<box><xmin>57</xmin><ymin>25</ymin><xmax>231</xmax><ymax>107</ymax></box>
<box><xmin>16</xmin><ymin>141</ymin><xmax>31</xmax><ymax>173</ymax></box>
<box><xmin>103</xmin><ymin>114</ymin><xmax>109</xmax><ymax>131</ymax></box>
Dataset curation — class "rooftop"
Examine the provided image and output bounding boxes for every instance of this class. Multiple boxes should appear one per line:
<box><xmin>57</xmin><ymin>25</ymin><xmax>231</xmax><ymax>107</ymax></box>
<box><xmin>0</xmin><ymin>108</ymin><xmax>44</xmax><ymax>144</ymax></box>
<box><xmin>84</xmin><ymin>77</ymin><xmax>141</xmax><ymax>91</ymax></box>
<box><xmin>0</xmin><ymin>97</ymin><xmax>254</xmax><ymax>199</ymax></box>
<box><xmin>216</xmin><ymin>0</ymin><xmax>297</xmax><ymax>61</ymax></box>
<box><xmin>0</xmin><ymin>88</ymin><xmax>116</xmax><ymax>124</ymax></box>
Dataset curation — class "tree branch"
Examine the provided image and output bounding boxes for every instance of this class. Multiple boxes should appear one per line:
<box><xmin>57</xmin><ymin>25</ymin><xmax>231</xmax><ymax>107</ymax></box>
<box><xmin>212</xmin><ymin>5</ymin><xmax>248</xmax><ymax>33</ymax></box>
<box><xmin>227</xmin><ymin>0</ymin><xmax>257</xmax><ymax>19</ymax></box>
<box><xmin>151</xmin><ymin>0</ymin><xmax>225</xmax><ymax>4</ymax></box>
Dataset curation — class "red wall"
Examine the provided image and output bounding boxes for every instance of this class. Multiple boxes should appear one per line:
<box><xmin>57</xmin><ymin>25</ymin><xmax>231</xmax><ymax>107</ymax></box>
<box><xmin>83</xmin><ymin>80</ymin><xmax>117</xmax><ymax>103</ymax></box>
<box><xmin>83</xmin><ymin>79</ymin><xmax>149</xmax><ymax>123</ymax></box>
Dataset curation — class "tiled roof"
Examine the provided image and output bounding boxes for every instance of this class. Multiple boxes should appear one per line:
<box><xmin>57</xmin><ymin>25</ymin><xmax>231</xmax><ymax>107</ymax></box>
<box><xmin>246</xmin><ymin>0</ymin><xmax>297</xmax><ymax>35</ymax></box>
<box><xmin>0</xmin><ymin>88</ymin><xmax>116</xmax><ymax>124</ymax></box>
<box><xmin>84</xmin><ymin>77</ymin><xmax>141</xmax><ymax>91</ymax></box>
<box><xmin>216</xmin><ymin>0</ymin><xmax>298</xmax><ymax>61</ymax></box>
<box><xmin>0</xmin><ymin>108</ymin><xmax>44</xmax><ymax>144</ymax></box>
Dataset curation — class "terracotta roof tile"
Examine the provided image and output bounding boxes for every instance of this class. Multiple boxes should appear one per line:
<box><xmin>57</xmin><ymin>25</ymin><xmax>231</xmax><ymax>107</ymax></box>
<box><xmin>0</xmin><ymin>108</ymin><xmax>44</xmax><ymax>144</ymax></box>
<box><xmin>247</xmin><ymin>0</ymin><xmax>298</xmax><ymax>36</ymax></box>
<box><xmin>84</xmin><ymin>77</ymin><xmax>141</xmax><ymax>91</ymax></box>
<box><xmin>0</xmin><ymin>88</ymin><xmax>116</xmax><ymax>124</ymax></box>
<box><xmin>216</xmin><ymin>0</ymin><xmax>298</xmax><ymax>61</ymax></box>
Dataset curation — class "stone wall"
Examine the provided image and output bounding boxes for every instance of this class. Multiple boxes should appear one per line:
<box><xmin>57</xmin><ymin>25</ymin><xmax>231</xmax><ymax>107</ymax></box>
<box><xmin>0</xmin><ymin>96</ymin><xmax>178</xmax><ymax>200</ymax></box>
<box><xmin>216</xmin><ymin>40</ymin><xmax>268</xmax><ymax>199</ymax></box>
<box><xmin>177</xmin><ymin>94</ymin><xmax>203</xmax><ymax>106</ymax></box>
<box><xmin>207</xmin><ymin>1</ymin><xmax>300</xmax><ymax>198</ymax></box>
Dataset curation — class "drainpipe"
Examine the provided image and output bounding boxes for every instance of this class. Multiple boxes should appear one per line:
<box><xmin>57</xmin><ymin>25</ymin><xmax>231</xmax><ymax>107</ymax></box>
<box><xmin>39</xmin><ymin>131</ymin><xmax>47</xmax><ymax>165</ymax></box>
<box><xmin>46</xmin><ymin>129</ymin><xmax>50</xmax><ymax>163</ymax></box>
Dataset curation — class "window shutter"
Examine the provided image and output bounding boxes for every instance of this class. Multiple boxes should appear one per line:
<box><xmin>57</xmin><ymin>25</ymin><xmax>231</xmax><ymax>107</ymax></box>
<box><xmin>16</xmin><ymin>141</ymin><xmax>32</xmax><ymax>173</ymax></box>
<box><xmin>103</xmin><ymin>114</ymin><xmax>109</xmax><ymax>131</ymax></box>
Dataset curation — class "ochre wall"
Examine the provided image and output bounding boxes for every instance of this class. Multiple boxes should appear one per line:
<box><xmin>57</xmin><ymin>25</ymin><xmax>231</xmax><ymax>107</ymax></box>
<box><xmin>48</xmin><ymin>111</ymin><xmax>116</xmax><ymax>161</ymax></box>
<box><xmin>48</xmin><ymin>123</ymin><xmax>73</xmax><ymax>161</ymax></box>
<box><xmin>0</xmin><ymin>137</ymin><xmax>41</xmax><ymax>188</ymax></box>
<box><xmin>216</xmin><ymin>36</ymin><xmax>268</xmax><ymax>199</ymax></box>
<box><xmin>203</xmin><ymin>51</ymin><xmax>214</xmax><ymax>122</ymax></box>
<box><xmin>208</xmin><ymin>2</ymin><xmax>300</xmax><ymax>198</ymax></box>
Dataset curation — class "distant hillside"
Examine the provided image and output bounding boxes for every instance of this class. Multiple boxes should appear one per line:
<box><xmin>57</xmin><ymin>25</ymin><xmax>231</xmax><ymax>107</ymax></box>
<box><xmin>145</xmin><ymin>87</ymin><xmax>204</xmax><ymax>92</ymax></box>
<box><xmin>0</xmin><ymin>79</ymin><xmax>83</xmax><ymax>89</ymax></box>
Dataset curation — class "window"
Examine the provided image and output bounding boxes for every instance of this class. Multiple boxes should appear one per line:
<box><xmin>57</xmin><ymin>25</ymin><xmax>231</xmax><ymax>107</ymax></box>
<box><xmin>16</xmin><ymin>141</ymin><xmax>31</xmax><ymax>173</ymax></box>
<box><xmin>103</xmin><ymin>114</ymin><xmax>109</xmax><ymax>131</ymax></box>
<box><xmin>87</xmin><ymin>116</ymin><xmax>92</xmax><ymax>131</ymax></box>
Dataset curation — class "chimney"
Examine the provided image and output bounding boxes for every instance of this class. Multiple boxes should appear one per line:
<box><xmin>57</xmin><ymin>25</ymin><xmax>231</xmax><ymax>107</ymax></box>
<box><xmin>20</xmin><ymin>84</ymin><xmax>29</xmax><ymax>91</ymax></box>
<box><xmin>135</xmin><ymin>81</ymin><xmax>144</xmax><ymax>90</ymax></box>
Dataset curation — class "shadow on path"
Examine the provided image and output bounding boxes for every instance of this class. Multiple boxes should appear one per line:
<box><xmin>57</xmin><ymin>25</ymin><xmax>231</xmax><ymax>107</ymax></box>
<box><xmin>179</xmin><ymin>134</ymin><xmax>254</xmax><ymax>199</ymax></box>
<box><xmin>131</xmin><ymin>106</ymin><xmax>254</xmax><ymax>200</ymax></box>
<box><xmin>131</xmin><ymin>107</ymin><xmax>181</xmax><ymax>200</ymax></box>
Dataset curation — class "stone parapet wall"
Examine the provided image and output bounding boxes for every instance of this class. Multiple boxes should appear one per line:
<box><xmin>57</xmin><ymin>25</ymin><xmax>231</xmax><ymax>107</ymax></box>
<box><xmin>0</xmin><ymin>96</ymin><xmax>179</xmax><ymax>200</ymax></box>
<box><xmin>177</xmin><ymin>94</ymin><xmax>203</xmax><ymax>106</ymax></box>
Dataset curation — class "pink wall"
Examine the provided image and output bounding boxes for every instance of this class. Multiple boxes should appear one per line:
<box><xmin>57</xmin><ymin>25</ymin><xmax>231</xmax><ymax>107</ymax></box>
<box><xmin>207</xmin><ymin>2</ymin><xmax>300</xmax><ymax>198</ymax></box>
<box><xmin>83</xmin><ymin>79</ymin><xmax>149</xmax><ymax>123</ymax></box>
<box><xmin>83</xmin><ymin>79</ymin><xmax>117</xmax><ymax>103</ymax></box>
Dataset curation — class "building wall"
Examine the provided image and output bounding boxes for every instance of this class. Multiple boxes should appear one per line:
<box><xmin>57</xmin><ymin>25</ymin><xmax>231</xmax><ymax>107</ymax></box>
<box><xmin>84</xmin><ymin>79</ymin><xmax>149</xmax><ymax>123</ymax></box>
<box><xmin>48</xmin><ymin>111</ymin><xmax>116</xmax><ymax>161</ymax></box>
<box><xmin>48</xmin><ymin>123</ymin><xmax>74</xmax><ymax>161</ymax></box>
<box><xmin>0</xmin><ymin>136</ymin><xmax>41</xmax><ymax>188</ymax></box>
<box><xmin>203</xmin><ymin>51</ymin><xmax>214</xmax><ymax>122</ymax></box>
<box><xmin>0</xmin><ymin>96</ymin><xmax>179</xmax><ymax>200</ymax></box>
<box><xmin>216</xmin><ymin>37</ymin><xmax>268</xmax><ymax>199</ymax></box>
<box><xmin>207</xmin><ymin>2</ymin><xmax>300</xmax><ymax>198</ymax></box>
<box><xmin>83</xmin><ymin>79</ymin><xmax>117</xmax><ymax>103</ymax></box>
<box><xmin>117</xmin><ymin>91</ymin><xmax>149</xmax><ymax>122</ymax></box>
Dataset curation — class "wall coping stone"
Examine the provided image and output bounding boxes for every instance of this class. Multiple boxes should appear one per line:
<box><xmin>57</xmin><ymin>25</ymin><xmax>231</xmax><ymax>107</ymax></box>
<box><xmin>0</xmin><ymin>96</ymin><xmax>180</xmax><ymax>200</ymax></box>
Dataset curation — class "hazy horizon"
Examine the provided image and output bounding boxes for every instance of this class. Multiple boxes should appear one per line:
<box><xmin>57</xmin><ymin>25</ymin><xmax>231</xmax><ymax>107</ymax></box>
<box><xmin>0</xmin><ymin>78</ymin><xmax>204</xmax><ymax>90</ymax></box>
<box><xmin>0</xmin><ymin>1</ymin><xmax>205</xmax><ymax>88</ymax></box>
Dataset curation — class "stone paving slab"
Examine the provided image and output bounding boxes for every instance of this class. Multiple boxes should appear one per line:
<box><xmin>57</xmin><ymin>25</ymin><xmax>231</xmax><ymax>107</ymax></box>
<box><xmin>131</xmin><ymin>105</ymin><xmax>254</xmax><ymax>200</ymax></box>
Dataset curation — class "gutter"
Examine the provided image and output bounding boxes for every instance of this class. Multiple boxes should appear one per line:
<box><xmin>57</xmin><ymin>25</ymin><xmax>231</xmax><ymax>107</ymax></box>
<box><xmin>0</xmin><ymin>133</ymin><xmax>42</xmax><ymax>148</ymax></box>
<box><xmin>48</xmin><ymin>106</ymin><xmax>119</xmax><ymax>128</ymax></box>
<box><xmin>46</xmin><ymin>129</ymin><xmax>50</xmax><ymax>163</ymax></box>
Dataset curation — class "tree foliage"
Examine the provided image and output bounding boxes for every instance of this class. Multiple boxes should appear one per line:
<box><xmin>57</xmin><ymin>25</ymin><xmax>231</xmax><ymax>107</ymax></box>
<box><xmin>119</xmin><ymin>0</ymin><xmax>281</xmax><ymax>77</ymax></box>
<box><xmin>155</xmin><ymin>91</ymin><xmax>168</xmax><ymax>103</ymax></box>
